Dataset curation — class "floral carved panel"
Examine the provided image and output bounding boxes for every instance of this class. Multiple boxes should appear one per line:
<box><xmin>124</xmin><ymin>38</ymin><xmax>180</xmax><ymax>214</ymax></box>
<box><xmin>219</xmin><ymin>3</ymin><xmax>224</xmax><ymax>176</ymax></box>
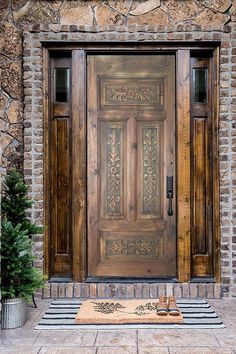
<box><xmin>101</xmin><ymin>77</ymin><xmax>164</xmax><ymax>108</ymax></box>
<box><xmin>142</xmin><ymin>127</ymin><xmax>160</xmax><ymax>216</ymax></box>
<box><xmin>105</xmin><ymin>237</ymin><xmax>162</xmax><ymax>258</ymax></box>
<box><xmin>106</xmin><ymin>85</ymin><xmax>157</xmax><ymax>104</ymax></box>
<box><xmin>105</xmin><ymin>126</ymin><xmax>122</xmax><ymax>216</ymax></box>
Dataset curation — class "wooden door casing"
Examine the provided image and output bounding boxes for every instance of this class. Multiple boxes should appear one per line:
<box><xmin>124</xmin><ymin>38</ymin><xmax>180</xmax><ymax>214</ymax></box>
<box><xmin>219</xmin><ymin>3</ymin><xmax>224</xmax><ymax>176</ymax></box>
<box><xmin>87</xmin><ymin>54</ymin><xmax>176</xmax><ymax>278</ymax></box>
<box><xmin>45</xmin><ymin>45</ymin><xmax>219</xmax><ymax>283</ymax></box>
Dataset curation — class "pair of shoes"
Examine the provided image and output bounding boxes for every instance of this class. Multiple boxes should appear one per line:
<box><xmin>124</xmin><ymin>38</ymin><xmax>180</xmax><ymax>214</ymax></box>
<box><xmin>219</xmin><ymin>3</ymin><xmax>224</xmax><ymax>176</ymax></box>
<box><xmin>156</xmin><ymin>296</ymin><xmax>180</xmax><ymax>316</ymax></box>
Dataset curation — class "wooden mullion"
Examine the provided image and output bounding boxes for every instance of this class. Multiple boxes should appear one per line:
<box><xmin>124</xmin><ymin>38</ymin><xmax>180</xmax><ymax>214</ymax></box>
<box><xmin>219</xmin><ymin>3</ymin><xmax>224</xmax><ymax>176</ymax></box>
<box><xmin>177</xmin><ymin>50</ymin><xmax>191</xmax><ymax>282</ymax></box>
<box><xmin>72</xmin><ymin>50</ymin><xmax>86</xmax><ymax>281</ymax></box>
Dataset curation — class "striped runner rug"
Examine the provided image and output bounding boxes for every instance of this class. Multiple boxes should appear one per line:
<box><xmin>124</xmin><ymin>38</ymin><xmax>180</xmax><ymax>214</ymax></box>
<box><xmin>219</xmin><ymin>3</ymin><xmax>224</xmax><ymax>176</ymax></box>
<box><xmin>35</xmin><ymin>299</ymin><xmax>225</xmax><ymax>330</ymax></box>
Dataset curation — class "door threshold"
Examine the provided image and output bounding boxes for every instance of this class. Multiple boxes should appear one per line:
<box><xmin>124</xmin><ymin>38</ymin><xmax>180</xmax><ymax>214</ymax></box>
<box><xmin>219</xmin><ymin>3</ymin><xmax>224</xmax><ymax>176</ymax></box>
<box><xmin>85</xmin><ymin>277</ymin><xmax>178</xmax><ymax>283</ymax></box>
<box><xmin>190</xmin><ymin>277</ymin><xmax>216</xmax><ymax>283</ymax></box>
<box><xmin>48</xmin><ymin>277</ymin><xmax>73</xmax><ymax>283</ymax></box>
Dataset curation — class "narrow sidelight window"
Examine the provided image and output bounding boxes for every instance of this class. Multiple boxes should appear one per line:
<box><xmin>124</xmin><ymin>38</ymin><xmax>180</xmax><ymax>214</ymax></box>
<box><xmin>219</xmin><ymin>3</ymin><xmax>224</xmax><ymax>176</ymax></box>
<box><xmin>193</xmin><ymin>67</ymin><xmax>208</xmax><ymax>103</ymax></box>
<box><xmin>55</xmin><ymin>68</ymin><xmax>70</xmax><ymax>102</ymax></box>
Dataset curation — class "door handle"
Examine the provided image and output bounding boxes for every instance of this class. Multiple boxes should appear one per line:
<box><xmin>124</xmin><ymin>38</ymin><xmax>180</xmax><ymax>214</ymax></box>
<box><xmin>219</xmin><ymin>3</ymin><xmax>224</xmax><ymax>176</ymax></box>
<box><xmin>167</xmin><ymin>176</ymin><xmax>173</xmax><ymax>216</ymax></box>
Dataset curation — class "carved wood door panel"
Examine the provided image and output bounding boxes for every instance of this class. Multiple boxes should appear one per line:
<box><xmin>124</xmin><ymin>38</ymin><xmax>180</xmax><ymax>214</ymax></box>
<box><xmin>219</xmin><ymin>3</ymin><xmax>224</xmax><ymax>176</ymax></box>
<box><xmin>87</xmin><ymin>54</ymin><xmax>176</xmax><ymax>278</ymax></box>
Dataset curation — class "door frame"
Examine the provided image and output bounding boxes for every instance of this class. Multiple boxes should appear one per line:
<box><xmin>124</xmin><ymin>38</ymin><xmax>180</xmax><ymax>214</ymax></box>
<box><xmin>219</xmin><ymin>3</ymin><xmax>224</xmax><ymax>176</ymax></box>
<box><xmin>43</xmin><ymin>43</ymin><xmax>220</xmax><ymax>283</ymax></box>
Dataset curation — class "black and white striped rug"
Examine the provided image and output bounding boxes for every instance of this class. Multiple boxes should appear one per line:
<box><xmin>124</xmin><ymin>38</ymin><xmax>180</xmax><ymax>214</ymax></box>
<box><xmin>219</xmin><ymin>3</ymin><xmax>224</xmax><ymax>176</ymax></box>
<box><xmin>35</xmin><ymin>299</ymin><xmax>225</xmax><ymax>330</ymax></box>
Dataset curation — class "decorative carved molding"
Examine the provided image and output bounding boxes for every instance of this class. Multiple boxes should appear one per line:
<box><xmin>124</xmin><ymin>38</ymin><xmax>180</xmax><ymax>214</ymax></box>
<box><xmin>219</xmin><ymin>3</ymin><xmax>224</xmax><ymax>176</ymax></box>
<box><xmin>106</xmin><ymin>85</ymin><xmax>157</xmax><ymax>104</ymax></box>
<box><xmin>106</xmin><ymin>238</ymin><xmax>159</xmax><ymax>257</ymax></box>
<box><xmin>143</xmin><ymin>127</ymin><xmax>159</xmax><ymax>215</ymax></box>
<box><xmin>106</xmin><ymin>127</ymin><xmax>122</xmax><ymax>215</ymax></box>
<box><xmin>102</xmin><ymin>78</ymin><xmax>164</xmax><ymax>107</ymax></box>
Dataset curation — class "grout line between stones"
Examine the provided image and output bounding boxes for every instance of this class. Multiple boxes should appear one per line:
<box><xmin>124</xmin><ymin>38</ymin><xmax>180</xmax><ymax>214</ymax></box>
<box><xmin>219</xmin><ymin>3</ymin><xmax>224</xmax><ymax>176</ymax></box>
<box><xmin>211</xmin><ymin>328</ymin><xmax>222</xmax><ymax>347</ymax></box>
<box><xmin>136</xmin><ymin>329</ymin><xmax>138</xmax><ymax>354</ymax></box>
<box><xmin>32</xmin><ymin>328</ymin><xmax>42</xmax><ymax>344</ymax></box>
<box><xmin>94</xmin><ymin>329</ymin><xmax>99</xmax><ymax>347</ymax></box>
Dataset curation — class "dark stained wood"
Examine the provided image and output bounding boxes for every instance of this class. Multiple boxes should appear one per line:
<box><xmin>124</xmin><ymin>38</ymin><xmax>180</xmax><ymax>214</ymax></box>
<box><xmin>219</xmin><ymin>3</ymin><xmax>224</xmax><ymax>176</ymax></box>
<box><xmin>177</xmin><ymin>50</ymin><xmax>191</xmax><ymax>283</ymax></box>
<box><xmin>190</xmin><ymin>56</ymin><xmax>214</xmax><ymax>278</ymax></box>
<box><xmin>55</xmin><ymin>118</ymin><xmax>70</xmax><ymax>253</ymax></box>
<box><xmin>44</xmin><ymin>43</ymin><xmax>220</xmax><ymax>283</ymax></box>
<box><xmin>72</xmin><ymin>50</ymin><xmax>87</xmax><ymax>281</ymax></box>
<box><xmin>49</xmin><ymin>55</ymin><xmax>72</xmax><ymax>278</ymax></box>
<box><xmin>193</xmin><ymin>117</ymin><xmax>207</xmax><ymax>254</ymax></box>
<box><xmin>53</xmin><ymin>103</ymin><xmax>70</xmax><ymax>117</ymax></box>
<box><xmin>87</xmin><ymin>54</ymin><xmax>176</xmax><ymax>278</ymax></box>
<box><xmin>45</xmin><ymin>43</ymin><xmax>219</xmax><ymax>52</ymax></box>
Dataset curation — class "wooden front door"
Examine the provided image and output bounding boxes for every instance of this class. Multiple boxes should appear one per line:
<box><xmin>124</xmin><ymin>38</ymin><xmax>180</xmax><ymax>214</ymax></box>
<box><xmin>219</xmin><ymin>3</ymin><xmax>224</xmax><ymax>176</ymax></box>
<box><xmin>87</xmin><ymin>54</ymin><xmax>176</xmax><ymax>278</ymax></box>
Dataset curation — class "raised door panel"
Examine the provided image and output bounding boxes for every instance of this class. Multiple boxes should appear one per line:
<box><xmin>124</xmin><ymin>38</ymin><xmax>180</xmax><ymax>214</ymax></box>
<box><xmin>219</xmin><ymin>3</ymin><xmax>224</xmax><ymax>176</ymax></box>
<box><xmin>137</xmin><ymin>122</ymin><xmax>162</xmax><ymax>220</ymax></box>
<box><xmin>100</xmin><ymin>122</ymin><xmax>127</xmax><ymax>220</ymax></box>
<box><xmin>51</xmin><ymin>118</ymin><xmax>71</xmax><ymax>276</ymax></box>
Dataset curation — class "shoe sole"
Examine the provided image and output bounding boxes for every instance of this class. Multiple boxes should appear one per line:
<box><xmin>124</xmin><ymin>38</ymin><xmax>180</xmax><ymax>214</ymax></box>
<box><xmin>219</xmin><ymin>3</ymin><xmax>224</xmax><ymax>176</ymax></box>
<box><xmin>157</xmin><ymin>311</ymin><xmax>168</xmax><ymax>316</ymax></box>
<box><xmin>169</xmin><ymin>310</ymin><xmax>180</xmax><ymax>316</ymax></box>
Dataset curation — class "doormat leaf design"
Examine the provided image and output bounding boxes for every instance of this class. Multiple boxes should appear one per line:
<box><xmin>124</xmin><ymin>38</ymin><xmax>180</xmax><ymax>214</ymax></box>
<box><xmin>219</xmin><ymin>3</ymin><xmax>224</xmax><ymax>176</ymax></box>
<box><xmin>92</xmin><ymin>301</ymin><xmax>126</xmax><ymax>314</ymax></box>
<box><xmin>75</xmin><ymin>299</ymin><xmax>183</xmax><ymax>324</ymax></box>
<box><xmin>35</xmin><ymin>299</ymin><xmax>225</xmax><ymax>330</ymax></box>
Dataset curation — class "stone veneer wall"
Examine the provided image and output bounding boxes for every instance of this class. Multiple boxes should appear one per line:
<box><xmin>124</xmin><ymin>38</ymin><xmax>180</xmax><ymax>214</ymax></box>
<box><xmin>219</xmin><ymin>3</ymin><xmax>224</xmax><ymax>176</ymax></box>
<box><xmin>1</xmin><ymin>1</ymin><xmax>236</xmax><ymax>298</ymax></box>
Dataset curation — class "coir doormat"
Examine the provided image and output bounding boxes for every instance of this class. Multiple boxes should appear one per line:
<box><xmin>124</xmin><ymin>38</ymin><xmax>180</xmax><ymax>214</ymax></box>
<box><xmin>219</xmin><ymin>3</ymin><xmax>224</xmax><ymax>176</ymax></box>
<box><xmin>75</xmin><ymin>299</ymin><xmax>183</xmax><ymax>324</ymax></box>
<box><xmin>35</xmin><ymin>299</ymin><xmax>225</xmax><ymax>329</ymax></box>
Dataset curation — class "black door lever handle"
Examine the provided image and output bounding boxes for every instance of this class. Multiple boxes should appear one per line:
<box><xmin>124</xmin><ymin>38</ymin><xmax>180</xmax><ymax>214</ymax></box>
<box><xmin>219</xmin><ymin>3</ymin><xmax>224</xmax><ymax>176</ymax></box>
<box><xmin>167</xmin><ymin>176</ymin><xmax>173</xmax><ymax>216</ymax></box>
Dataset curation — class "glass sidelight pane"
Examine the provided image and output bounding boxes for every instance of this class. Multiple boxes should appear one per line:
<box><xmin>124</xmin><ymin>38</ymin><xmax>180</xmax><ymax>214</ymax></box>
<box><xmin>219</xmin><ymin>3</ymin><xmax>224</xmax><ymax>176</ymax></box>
<box><xmin>193</xmin><ymin>68</ymin><xmax>208</xmax><ymax>103</ymax></box>
<box><xmin>55</xmin><ymin>68</ymin><xmax>69</xmax><ymax>102</ymax></box>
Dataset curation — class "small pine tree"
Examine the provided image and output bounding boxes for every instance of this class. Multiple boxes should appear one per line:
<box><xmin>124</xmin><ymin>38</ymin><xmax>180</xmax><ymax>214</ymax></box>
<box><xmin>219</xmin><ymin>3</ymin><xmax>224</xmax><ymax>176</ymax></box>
<box><xmin>2</xmin><ymin>169</ymin><xmax>42</xmax><ymax>234</ymax></box>
<box><xmin>1</xmin><ymin>169</ymin><xmax>44</xmax><ymax>302</ymax></box>
<box><xmin>1</xmin><ymin>220</ymin><xmax>44</xmax><ymax>302</ymax></box>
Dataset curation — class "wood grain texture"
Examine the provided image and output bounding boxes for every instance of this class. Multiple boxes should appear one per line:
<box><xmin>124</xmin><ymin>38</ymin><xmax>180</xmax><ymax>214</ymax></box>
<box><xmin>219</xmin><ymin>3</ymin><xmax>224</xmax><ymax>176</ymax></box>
<box><xmin>177</xmin><ymin>50</ymin><xmax>191</xmax><ymax>282</ymax></box>
<box><xmin>72</xmin><ymin>50</ymin><xmax>86</xmax><ymax>281</ymax></box>
<box><xmin>44</xmin><ymin>44</ymin><xmax>219</xmax><ymax>283</ymax></box>
<box><xmin>49</xmin><ymin>54</ymin><xmax>72</xmax><ymax>278</ymax></box>
<box><xmin>190</xmin><ymin>56</ymin><xmax>214</xmax><ymax>278</ymax></box>
<box><xmin>87</xmin><ymin>54</ymin><xmax>176</xmax><ymax>278</ymax></box>
<box><xmin>193</xmin><ymin>118</ymin><xmax>207</xmax><ymax>255</ymax></box>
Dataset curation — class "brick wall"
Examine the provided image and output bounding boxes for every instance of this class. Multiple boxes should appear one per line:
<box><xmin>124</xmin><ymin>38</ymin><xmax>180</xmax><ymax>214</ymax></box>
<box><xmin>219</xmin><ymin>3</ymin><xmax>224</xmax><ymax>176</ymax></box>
<box><xmin>1</xmin><ymin>1</ymin><xmax>236</xmax><ymax>298</ymax></box>
<box><xmin>42</xmin><ymin>282</ymin><xmax>222</xmax><ymax>300</ymax></box>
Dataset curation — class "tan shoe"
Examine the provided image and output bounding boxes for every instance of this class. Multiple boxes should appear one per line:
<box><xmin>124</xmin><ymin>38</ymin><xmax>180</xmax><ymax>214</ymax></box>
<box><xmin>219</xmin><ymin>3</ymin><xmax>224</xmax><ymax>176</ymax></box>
<box><xmin>156</xmin><ymin>296</ymin><xmax>168</xmax><ymax>316</ymax></box>
<box><xmin>168</xmin><ymin>296</ymin><xmax>180</xmax><ymax>316</ymax></box>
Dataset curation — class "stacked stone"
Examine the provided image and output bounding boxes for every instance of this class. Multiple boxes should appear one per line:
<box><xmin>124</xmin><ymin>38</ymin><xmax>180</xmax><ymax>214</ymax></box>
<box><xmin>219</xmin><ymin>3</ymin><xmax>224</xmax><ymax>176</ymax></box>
<box><xmin>230</xmin><ymin>22</ymin><xmax>236</xmax><ymax>298</ymax></box>
<box><xmin>1</xmin><ymin>2</ymin><xmax>23</xmax><ymax>171</ymax></box>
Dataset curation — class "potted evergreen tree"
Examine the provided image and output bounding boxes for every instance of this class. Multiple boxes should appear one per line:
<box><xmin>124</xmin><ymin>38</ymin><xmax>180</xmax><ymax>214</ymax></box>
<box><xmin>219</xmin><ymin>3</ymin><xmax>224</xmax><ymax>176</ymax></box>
<box><xmin>1</xmin><ymin>169</ymin><xmax>44</xmax><ymax>329</ymax></box>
